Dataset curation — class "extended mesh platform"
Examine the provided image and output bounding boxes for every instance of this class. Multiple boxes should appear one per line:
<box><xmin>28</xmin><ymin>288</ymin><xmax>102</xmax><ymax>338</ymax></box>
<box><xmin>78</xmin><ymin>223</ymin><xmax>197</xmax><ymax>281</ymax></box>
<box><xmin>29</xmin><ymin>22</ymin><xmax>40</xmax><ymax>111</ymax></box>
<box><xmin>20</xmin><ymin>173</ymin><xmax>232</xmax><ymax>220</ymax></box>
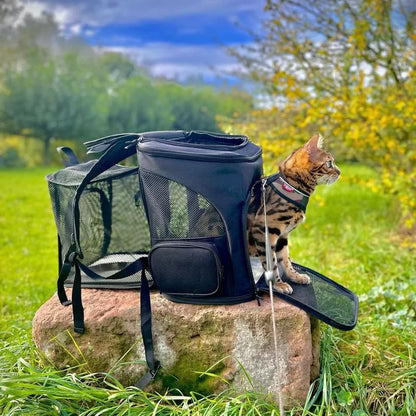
<box><xmin>253</xmin><ymin>260</ymin><xmax>358</xmax><ymax>330</ymax></box>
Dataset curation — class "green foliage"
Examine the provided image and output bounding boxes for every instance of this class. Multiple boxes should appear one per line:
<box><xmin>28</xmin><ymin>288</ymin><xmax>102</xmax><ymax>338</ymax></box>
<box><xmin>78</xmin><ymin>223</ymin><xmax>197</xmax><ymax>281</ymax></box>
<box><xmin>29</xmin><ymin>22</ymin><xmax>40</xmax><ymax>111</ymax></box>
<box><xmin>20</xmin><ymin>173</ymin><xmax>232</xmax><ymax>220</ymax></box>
<box><xmin>0</xmin><ymin>50</ymin><xmax>107</xmax><ymax>164</ymax></box>
<box><xmin>159</xmin><ymin>82</ymin><xmax>252</xmax><ymax>131</ymax></box>
<box><xmin>106</xmin><ymin>75</ymin><xmax>174</xmax><ymax>133</ymax></box>
<box><xmin>225</xmin><ymin>0</ymin><xmax>416</xmax><ymax>234</ymax></box>
<box><xmin>0</xmin><ymin>9</ymin><xmax>252</xmax><ymax>165</ymax></box>
<box><xmin>0</xmin><ymin>148</ymin><xmax>26</xmax><ymax>168</ymax></box>
<box><xmin>0</xmin><ymin>166</ymin><xmax>415</xmax><ymax>415</ymax></box>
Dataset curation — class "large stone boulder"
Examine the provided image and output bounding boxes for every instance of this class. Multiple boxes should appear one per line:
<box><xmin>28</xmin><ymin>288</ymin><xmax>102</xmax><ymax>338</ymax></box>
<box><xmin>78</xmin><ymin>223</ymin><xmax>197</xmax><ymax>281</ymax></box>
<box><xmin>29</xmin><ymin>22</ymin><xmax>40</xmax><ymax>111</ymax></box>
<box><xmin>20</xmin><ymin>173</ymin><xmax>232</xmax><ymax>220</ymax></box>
<box><xmin>33</xmin><ymin>288</ymin><xmax>320</xmax><ymax>408</ymax></box>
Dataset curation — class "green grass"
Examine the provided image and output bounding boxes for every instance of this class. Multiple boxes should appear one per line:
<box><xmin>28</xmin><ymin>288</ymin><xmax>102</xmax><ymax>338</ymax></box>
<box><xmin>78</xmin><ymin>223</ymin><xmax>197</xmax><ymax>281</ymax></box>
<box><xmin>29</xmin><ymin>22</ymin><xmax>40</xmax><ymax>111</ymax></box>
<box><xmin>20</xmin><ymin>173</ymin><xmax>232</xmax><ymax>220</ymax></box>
<box><xmin>0</xmin><ymin>165</ymin><xmax>415</xmax><ymax>415</ymax></box>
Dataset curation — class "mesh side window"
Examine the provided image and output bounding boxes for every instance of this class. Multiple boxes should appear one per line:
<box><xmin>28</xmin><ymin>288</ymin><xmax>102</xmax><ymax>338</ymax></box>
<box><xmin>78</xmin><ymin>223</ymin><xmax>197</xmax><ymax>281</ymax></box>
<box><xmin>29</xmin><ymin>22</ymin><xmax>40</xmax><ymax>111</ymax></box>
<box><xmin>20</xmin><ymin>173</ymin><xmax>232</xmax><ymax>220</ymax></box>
<box><xmin>79</xmin><ymin>175</ymin><xmax>150</xmax><ymax>264</ymax></box>
<box><xmin>141</xmin><ymin>170</ymin><xmax>225</xmax><ymax>240</ymax></box>
<box><xmin>48</xmin><ymin>181</ymin><xmax>78</xmax><ymax>255</ymax></box>
<box><xmin>48</xmin><ymin>167</ymin><xmax>150</xmax><ymax>266</ymax></box>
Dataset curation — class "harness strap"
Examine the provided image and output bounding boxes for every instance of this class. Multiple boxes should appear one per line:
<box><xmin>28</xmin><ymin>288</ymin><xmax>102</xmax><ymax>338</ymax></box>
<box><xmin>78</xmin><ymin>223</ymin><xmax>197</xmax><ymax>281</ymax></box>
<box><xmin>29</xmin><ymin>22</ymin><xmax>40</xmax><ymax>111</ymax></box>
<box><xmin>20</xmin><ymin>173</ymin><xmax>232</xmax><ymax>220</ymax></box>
<box><xmin>56</xmin><ymin>248</ymin><xmax>85</xmax><ymax>333</ymax></box>
<box><xmin>57</xmin><ymin>255</ymin><xmax>160</xmax><ymax>387</ymax></box>
<box><xmin>73</xmin><ymin>137</ymin><xmax>138</xmax><ymax>257</ymax></box>
<box><xmin>55</xmin><ymin>134</ymin><xmax>160</xmax><ymax>388</ymax></box>
<box><xmin>262</xmin><ymin>179</ymin><xmax>275</xmax><ymax>283</ymax></box>
<box><xmin>266</xmin><ymin>173</ymin><xmax>309</xmax><ymax>212</ymax></box>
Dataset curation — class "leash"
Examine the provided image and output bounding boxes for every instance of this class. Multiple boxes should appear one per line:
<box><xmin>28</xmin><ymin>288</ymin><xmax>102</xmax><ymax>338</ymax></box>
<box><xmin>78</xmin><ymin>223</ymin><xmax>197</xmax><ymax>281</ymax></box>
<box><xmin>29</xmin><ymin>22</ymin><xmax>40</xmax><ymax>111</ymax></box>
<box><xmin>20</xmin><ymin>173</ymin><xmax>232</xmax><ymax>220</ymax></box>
<box><xmin>262</xmin><ymin>179</ymin><xmax>285</xmax><ymax>414</ymax></box>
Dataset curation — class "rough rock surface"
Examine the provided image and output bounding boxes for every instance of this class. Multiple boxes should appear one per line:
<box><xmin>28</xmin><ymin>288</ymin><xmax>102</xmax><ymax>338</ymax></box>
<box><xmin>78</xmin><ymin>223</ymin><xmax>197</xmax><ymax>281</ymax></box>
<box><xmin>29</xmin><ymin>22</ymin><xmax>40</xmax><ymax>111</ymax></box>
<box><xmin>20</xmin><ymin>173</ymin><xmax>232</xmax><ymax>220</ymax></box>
<box><xmin>33</xmin><ymin>288</ymin><xmax>320</xmax><ymax>408</ymax></box>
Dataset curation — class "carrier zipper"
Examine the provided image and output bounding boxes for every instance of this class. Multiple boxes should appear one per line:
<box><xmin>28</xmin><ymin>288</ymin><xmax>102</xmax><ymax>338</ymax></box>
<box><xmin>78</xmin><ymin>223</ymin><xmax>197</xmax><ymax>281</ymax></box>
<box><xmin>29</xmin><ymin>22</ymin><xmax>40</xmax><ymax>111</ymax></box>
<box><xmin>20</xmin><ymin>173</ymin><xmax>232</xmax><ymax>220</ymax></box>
<box><xmin>138</xmin><ymin>140</ymin><xmax>262</xmax><ymax>163</ymax></box>
<box><xmin>139</xmin><ymin>134</ymin><xmax>248</xmax><ymax>150</ymax></box>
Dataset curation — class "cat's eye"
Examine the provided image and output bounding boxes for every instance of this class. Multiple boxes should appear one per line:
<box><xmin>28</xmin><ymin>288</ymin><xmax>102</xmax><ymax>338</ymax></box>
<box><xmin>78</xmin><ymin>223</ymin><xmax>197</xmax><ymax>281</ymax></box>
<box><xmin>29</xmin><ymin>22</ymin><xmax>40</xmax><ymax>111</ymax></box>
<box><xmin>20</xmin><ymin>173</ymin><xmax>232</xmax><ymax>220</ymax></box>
<box><xmin>326</xmin><ymin>161</ymin><xmax>333</xmax><ymax>168</ymax></box>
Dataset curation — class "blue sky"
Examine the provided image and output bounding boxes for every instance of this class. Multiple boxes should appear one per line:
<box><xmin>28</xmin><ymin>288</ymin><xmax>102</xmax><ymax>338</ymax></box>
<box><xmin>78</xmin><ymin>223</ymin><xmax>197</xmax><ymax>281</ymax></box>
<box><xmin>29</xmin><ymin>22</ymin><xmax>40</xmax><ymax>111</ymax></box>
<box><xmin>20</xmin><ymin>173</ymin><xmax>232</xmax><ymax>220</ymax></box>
<box><xmin>22</xmin><ymin>0</ymin><xmax>266</xmax><ymax>85</ymax></box>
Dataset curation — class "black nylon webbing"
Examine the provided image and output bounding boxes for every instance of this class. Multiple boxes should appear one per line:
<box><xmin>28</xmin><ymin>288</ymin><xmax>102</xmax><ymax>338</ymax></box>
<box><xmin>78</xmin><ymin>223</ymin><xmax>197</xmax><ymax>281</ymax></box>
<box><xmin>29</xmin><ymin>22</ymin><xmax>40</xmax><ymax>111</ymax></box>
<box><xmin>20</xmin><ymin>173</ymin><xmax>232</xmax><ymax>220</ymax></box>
<box><xmin>57</xmin><ymin>243</ymin><xmax>77</xmax><ymax>306</ymax></box>
<box><xmin>136</xmin><ymin>265</ymin><xmax>160</xmax><ymax>389</ymax></box>
<box><xmin>72</xmin><ymin>262</ymin><xmax>85</xmax><ymax>334</ymax></box>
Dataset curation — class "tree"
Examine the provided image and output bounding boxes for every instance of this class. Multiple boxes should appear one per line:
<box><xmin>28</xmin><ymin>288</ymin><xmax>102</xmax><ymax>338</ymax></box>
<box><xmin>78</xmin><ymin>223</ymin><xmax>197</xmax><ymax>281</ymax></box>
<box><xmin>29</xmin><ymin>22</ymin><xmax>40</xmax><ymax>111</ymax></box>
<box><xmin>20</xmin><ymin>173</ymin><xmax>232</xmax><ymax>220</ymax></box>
<box><xmin>0</xmin><ymin>12</ymin><xmax>109</xmax><ymax>164</ymax></box>
<box><xmin>160</xmin><ymin>82</ymin><xmax>253</xmax><ymax>131</ymax></box>
<box><xmin>225</xmin><ymin>0</ymin><xmax>416</xmax><ymax>230</ymax></box>
<box><xmin>0</xmin><ymin>10</ymin><xmax>254</xmax><ymax>166</ymax></box>
<box><xmin>106</xmin><ymin>75</ymin><xmax>174</xmax><ymax>133</ymax></box>
<box><xmin>99</xmin><ymin>52</ymin><xmax>140</xmax><ymax>84</ymax></box>
<box><xmin>0</xmin><ymin>49</ymin><xmax>107</xmax><ymax>165</ymax></box>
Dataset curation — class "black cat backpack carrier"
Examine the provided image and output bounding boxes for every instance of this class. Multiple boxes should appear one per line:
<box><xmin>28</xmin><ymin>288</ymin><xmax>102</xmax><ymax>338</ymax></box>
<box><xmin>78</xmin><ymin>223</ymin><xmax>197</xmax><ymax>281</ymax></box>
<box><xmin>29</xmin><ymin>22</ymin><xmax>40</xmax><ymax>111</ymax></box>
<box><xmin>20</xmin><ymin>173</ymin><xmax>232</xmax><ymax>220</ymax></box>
<box><xmin>46</xmin><ymin>130</ymin><xmax>358</xmax><ymax>388</ymax></box>
<box><xmin>137</xmin><ymin>131</ymin><xmax>263</xmax><ymax>304</ymax></box>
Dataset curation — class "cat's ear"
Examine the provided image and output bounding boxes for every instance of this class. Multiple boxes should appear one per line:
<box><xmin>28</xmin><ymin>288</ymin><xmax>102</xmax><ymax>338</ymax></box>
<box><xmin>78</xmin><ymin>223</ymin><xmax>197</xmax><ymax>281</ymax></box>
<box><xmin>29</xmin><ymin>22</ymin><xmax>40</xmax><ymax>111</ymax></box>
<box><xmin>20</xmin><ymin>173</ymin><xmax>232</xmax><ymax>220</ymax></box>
<box><xmin>306</xmin><ymin>134</ymin><xmax>325</xmax><ymax>155</ymax></box>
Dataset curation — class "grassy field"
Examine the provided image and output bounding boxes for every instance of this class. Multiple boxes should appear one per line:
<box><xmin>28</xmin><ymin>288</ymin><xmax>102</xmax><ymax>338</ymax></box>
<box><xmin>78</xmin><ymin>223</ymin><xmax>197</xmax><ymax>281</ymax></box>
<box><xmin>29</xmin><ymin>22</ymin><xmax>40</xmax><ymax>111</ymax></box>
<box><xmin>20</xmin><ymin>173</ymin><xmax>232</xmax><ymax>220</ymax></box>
<box><xmin>0</xmin><ymin>165</ymin><xmax>415</xmax><ymax>415</ymax></box>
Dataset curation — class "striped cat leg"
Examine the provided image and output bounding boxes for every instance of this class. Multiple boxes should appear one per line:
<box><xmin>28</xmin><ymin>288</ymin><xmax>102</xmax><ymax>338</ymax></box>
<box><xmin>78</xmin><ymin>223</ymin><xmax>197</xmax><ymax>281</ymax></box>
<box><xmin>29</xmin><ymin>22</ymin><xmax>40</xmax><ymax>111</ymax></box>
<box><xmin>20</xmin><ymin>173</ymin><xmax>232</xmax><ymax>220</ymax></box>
<box><xmin>277</xmin><ymin>237</ymin><xmax>311</xmax><ymax>285</ymax></box>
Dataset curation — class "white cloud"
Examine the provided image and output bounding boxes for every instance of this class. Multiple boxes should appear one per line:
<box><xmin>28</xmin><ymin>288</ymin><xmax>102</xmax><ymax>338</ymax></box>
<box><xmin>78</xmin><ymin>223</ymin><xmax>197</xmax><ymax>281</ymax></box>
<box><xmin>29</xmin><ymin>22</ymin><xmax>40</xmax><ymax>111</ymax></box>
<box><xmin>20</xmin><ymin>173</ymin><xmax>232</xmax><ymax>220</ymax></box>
<box><xmin>101</xmin><ymin>42</ymin><xmax>244</xmax><ymax>81</ymax></box>
<box><xmin>69</xmin><ymin>23</ymin><xmax>82</xmax><ymax>35</ymax></box>
<box><xmin>20</xmin><ymin>0</ymin><xmax>45</xmax><ymax>18</ymax></box>
<box><xmin>19</xmin><ymin>0</ymin><xmax>263</xmax><ymax>84</ymax></box>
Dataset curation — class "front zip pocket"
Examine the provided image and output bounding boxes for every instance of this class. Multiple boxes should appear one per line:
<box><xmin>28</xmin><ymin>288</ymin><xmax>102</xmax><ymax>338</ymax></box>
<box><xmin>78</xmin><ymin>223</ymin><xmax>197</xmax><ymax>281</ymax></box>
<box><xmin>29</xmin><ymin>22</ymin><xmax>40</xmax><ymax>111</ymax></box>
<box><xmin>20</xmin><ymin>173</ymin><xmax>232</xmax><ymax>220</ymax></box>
<box><xmin>149</xmin><ymin>241</ymin><xmax>223</xmax><ymax>297</ymax></box>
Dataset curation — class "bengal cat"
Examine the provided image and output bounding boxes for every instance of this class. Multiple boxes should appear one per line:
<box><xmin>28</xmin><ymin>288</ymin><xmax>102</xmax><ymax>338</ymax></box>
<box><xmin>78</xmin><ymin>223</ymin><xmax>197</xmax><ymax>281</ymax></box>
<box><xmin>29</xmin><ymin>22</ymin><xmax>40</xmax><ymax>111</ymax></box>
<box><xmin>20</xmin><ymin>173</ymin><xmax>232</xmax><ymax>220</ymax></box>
<box><xmin>247</xmin><ymin>134</ymin><xmax>340</xmax><ymax>294</ymax></box>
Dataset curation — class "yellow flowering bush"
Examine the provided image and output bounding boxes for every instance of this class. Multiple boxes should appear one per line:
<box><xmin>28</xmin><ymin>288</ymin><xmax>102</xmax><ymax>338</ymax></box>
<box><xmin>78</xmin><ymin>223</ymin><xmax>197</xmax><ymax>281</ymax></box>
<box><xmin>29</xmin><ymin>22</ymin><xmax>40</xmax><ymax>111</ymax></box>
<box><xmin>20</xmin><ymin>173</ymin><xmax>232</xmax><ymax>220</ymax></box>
<box><xmin>222</xmin><ymin>0</ymin><xmax>416</xmax><ymax>239</ymax></box>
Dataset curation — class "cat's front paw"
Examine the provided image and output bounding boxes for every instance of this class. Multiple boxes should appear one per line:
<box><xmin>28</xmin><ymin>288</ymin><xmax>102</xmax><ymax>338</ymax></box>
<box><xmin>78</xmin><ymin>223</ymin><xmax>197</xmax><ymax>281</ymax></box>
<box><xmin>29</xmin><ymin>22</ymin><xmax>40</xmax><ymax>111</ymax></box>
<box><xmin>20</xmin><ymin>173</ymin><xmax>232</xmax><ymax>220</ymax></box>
<box><xmin>288</xmin><ymin>272</ymin><xmax>311</xmax><ymax>285</ymax></box>
<box><xmin>274</xmin><ymin>281</ymin><xmax>293</xmax><ymax>295</ymax></box>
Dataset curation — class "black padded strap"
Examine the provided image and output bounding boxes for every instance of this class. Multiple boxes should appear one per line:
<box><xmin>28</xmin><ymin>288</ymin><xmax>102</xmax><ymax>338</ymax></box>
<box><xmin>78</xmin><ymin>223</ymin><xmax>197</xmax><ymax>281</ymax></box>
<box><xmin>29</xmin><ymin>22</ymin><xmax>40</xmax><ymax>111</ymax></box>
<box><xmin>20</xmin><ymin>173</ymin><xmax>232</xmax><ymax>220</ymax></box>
<box><xmin>72</xmin><ymin>261</ymin><xmax>85</xmax><ymax>334</ymax></box>
<box><xmin>136</xmin><ymin>264</ymin><xmax>160</xmax><ymax>389</ymax></box>
<box><xmin>72</xmin><ymin>137</ymin><xmax>138</xmax><ymax>257</ymax></box>
<box><xmin>57</xmin><ymin>146</ymin><xmax>79</xmax><ymax>167</ymax></box>
<box><xmin>84</xmin><ymin>131</ymin><xmax>186</xmax><ymax>154</ymax></box>
<box><xmin>56</xmin><ymin>247</ymin><xmax>85</xmax><ymax>333</ymax></box>
<box><xmin>84</xmin><ymin>133</ymin><xmax>140</xmax><ymax>154</ymax></box>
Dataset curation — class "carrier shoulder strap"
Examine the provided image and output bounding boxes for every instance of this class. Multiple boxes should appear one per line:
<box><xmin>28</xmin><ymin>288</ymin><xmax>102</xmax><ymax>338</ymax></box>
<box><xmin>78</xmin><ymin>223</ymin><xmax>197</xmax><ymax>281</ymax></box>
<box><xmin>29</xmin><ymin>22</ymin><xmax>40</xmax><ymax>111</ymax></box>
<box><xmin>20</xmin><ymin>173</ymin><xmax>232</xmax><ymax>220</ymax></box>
<box><xmin>136</xmin><ymin>265</ymin><xmax>160</xmax><ymax>389</ymax></box>
<box><xmin>73</xmin><ymin>136</ymin><xmax>140</xmax><ymax>256</ymax></box>
<box><xmin>57</xmin><ymin>135</ymin><xmax>141</xmax><ymax>317</ymax></box>
<box><xmin>57</xmin><ymin>133</ymin><xmax>159</xmax><ymax>389</ymax></box>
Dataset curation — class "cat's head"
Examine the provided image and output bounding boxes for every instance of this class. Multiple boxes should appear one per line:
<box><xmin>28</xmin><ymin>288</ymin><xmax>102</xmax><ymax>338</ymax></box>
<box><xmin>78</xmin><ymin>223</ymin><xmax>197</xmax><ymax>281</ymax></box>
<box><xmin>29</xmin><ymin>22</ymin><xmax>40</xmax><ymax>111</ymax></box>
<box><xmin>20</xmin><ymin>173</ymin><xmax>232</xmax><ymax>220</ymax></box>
<box><xmin>279</xmin><ymin>134</ymin><xmax>340</xmax><ymax>194</ymax></box>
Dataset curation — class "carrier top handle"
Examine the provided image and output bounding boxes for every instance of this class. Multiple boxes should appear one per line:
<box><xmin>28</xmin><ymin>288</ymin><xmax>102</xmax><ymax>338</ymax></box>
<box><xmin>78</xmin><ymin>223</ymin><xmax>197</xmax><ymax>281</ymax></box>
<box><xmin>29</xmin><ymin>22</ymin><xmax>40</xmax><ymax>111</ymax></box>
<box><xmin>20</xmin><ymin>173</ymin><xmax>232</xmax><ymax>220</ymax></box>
<box><xmin>57</xmin><ymin>146</ymin><xmax>79</xmax><ymax>167</ymax></box>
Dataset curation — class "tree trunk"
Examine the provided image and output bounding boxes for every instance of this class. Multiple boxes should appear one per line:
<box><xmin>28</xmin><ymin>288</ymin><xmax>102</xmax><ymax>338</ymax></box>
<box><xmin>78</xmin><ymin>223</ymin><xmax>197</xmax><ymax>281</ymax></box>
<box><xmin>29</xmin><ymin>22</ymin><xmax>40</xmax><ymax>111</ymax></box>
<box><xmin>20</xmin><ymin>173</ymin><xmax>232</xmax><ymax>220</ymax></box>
<box><xmin>43</xmin><ymin>136</ymin><xmax>51</xmax><ymax>166</ymax></box>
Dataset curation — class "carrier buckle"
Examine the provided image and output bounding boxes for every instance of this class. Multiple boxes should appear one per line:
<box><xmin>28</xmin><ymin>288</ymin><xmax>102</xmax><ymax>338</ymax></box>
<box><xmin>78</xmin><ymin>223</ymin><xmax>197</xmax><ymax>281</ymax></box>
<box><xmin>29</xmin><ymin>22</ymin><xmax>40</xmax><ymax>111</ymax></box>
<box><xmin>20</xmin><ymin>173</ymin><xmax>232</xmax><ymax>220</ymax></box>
<box><xmin>68</xmin><ymin>252</ymin><xmax>77</xmax><ymax>264</ymax></box>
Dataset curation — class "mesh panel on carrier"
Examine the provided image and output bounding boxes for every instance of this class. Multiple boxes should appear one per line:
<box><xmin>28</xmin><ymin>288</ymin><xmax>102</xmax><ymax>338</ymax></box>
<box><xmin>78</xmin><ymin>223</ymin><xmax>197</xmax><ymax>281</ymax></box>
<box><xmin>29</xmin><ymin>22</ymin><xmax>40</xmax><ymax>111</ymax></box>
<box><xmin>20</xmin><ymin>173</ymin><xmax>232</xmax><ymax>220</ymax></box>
<box><xmin>255</xmin><ymin>262</ymin><xmax>358</xmax><ymax>330</ymax></box>
<box><xmin>47</xmin><ymin>161</ymin><xmax>151</xmax><ymax>288</ymax></box>
<box><xmin>140</xmin><ymin>170</ymin><xmax>225</xmax><ymax>241</ymax></box>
